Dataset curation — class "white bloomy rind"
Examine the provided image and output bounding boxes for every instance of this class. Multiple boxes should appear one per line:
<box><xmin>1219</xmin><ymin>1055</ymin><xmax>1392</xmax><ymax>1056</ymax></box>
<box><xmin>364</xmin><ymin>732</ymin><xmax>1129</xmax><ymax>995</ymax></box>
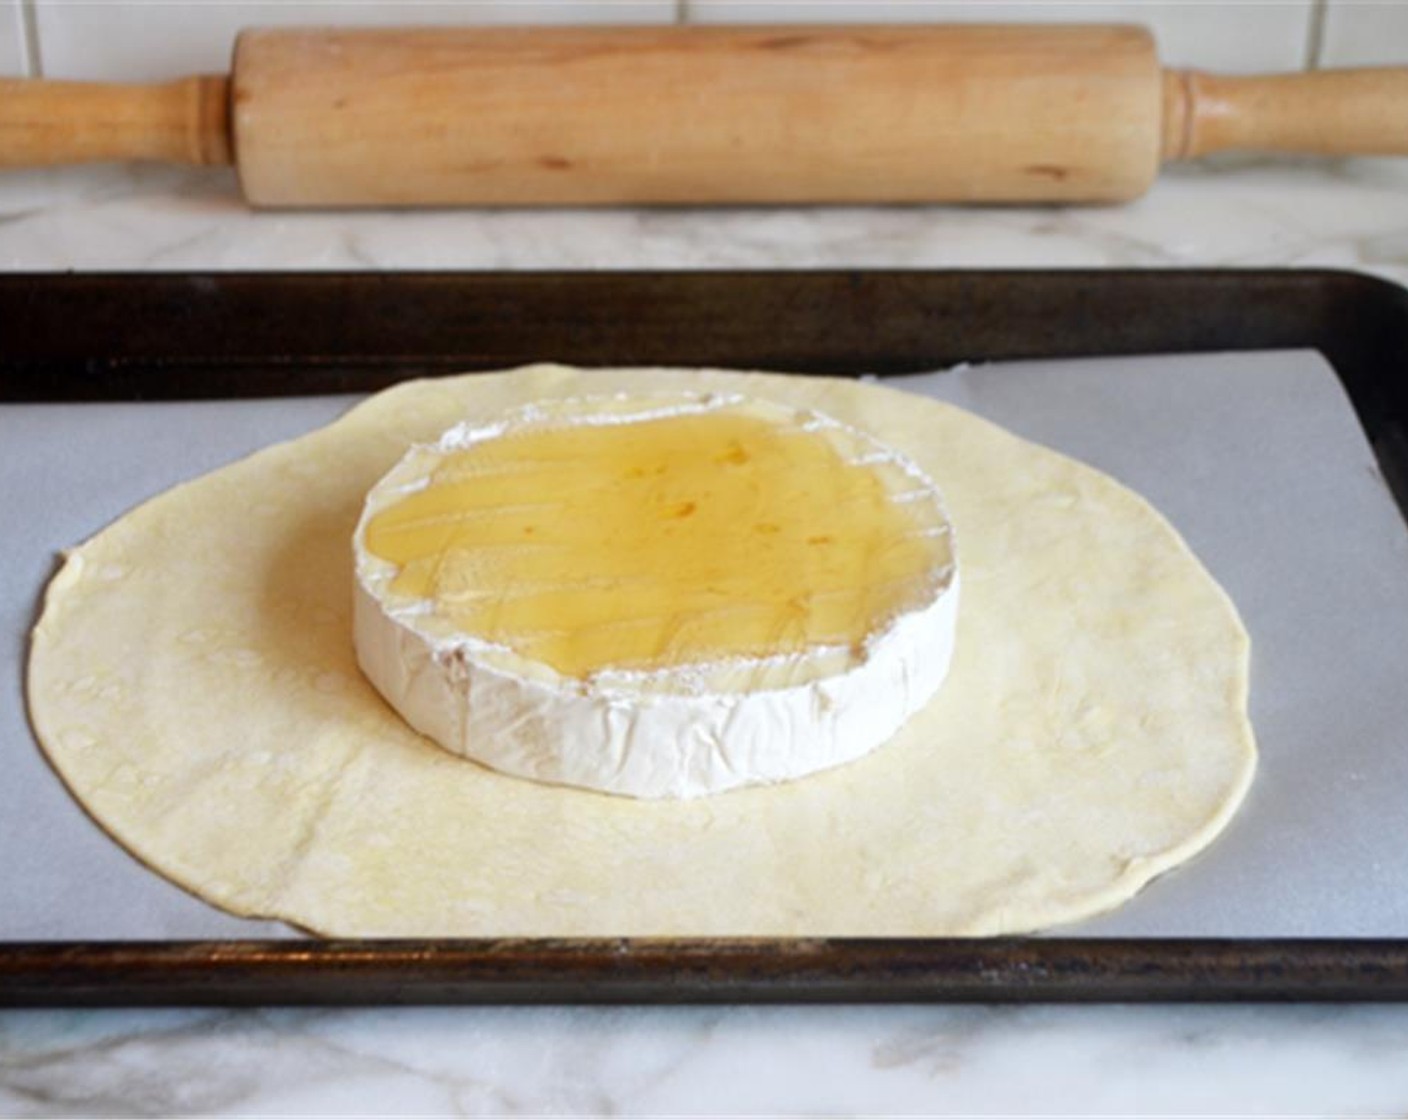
<box><xmin>353</xmin><ymin>393</ymin><xmax>959</xmax><ymax>799</ymax></box>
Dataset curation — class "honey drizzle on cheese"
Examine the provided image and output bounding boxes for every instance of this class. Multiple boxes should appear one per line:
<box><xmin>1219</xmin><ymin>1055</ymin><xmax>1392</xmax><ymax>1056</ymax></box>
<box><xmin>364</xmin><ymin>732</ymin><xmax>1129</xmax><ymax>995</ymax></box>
<box><xmin>364</xmin><ymin>400</ymin><xmax>950</xmax><ymax>680</ymax></box>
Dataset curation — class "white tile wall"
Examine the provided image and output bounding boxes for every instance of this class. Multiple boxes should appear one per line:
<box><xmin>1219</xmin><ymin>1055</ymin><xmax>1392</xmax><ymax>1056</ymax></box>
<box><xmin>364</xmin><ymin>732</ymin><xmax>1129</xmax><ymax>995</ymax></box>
<box><xmin>0</xmin><ymin>0</ymin><xmax>28</xmax><ymax>76</ymax></box>
<box><xmin>36</xmin><ymin>1</ymin><xmax>678</xmax><ymax>80</ymax></box>
<box><xmin>19</xmin><ymin>0</ymin><xmax>1341</xmax><ymax>81</ymax></box>
<box><xmin>687</xmin><ymin>1</ymin><xmax>1316</xmax><ymax>72</ymax></box>
<box><xmin>1320</xmin><ymin>0</ymin><xmax>1408</xmax><ymax>67</ymax></box>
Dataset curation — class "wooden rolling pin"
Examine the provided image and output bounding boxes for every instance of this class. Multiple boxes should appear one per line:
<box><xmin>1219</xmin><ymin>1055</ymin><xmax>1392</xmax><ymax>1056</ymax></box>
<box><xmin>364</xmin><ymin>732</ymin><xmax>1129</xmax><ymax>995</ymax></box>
<box><xmin>1</xmin><ymin>24</ymin><xmax>1406</xmax><ymax>206</ymax></box>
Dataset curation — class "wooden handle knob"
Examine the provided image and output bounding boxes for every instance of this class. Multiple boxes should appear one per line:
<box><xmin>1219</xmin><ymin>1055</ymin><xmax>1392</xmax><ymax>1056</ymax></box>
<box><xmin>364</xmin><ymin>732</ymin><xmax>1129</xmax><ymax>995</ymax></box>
<box><xmin>0</xmin><ymin>75</ymin><xmax>232</xmax><ymax>167</ymax></box>
<box><xmin>1162</xmin><ymin>67</ymin><xmax>1408</xmax><ymax>160</ymax></box>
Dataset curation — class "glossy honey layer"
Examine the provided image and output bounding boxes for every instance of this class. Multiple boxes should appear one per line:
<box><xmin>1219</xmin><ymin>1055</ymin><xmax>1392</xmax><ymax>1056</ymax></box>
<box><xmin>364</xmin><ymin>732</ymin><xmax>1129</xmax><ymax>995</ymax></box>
<box><xmin>363</xmin><ymin>403</ymin><xmax>948</xmax><ymax>680</ymax></box>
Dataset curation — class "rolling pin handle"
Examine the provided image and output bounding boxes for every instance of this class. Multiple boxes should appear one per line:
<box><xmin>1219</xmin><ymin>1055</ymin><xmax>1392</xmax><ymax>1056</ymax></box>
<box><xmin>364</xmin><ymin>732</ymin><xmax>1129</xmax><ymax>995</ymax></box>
<box><xmin>1162</xmin><ymin>66</ymin><xmax>1408</xmax><ymax>161</ymax></box>
<box><xmin>0</xmin><ymin>75</ymin><xmax>233</xmax><ymax>168</ymax></box>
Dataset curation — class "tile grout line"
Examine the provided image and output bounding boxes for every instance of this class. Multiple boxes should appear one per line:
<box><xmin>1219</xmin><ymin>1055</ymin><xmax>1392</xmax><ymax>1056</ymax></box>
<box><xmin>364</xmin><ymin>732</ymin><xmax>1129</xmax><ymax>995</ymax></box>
<box><xmin>1304</xmin><ymin>0</ymin><xmax>1328</xmax><ymax>71</ymax></box>
<box><xmin>19</xmin><ymin>0</ymin><xmax>41</xmax><ymax>78</ymax></box>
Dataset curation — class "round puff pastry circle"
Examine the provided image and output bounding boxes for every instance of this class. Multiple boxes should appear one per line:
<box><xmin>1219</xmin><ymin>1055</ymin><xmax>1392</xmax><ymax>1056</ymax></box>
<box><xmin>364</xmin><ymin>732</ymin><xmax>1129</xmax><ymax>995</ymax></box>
<box><xmin>353</xmin><ymin>393</ymin><xmax>960</xmax><ymax>799</ymax></box>
<box><xmin>27</xmin><ymin>365</ymin><xmax>1256</xmax><ymax>937</ymax></box>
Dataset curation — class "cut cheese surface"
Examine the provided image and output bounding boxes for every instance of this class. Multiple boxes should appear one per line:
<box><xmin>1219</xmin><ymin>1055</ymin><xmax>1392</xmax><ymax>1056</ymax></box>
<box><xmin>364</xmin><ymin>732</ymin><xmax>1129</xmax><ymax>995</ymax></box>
<box><xmin>27</xmin><ymin>365</ymin><xmax>1256</xmax><ymax>938</ymax></box>
<box><xmin>362</xmin><ymin>397</ymin><xmax>952</xmax><ymax>679</ymax></box>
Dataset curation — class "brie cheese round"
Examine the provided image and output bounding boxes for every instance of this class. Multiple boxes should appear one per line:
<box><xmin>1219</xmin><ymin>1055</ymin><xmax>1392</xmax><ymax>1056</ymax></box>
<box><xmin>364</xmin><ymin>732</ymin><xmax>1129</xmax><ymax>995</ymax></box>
<box><xmin>353</xmin><ymin>392</ymin><xmax>959</xmax><ymax>798</ymax></box>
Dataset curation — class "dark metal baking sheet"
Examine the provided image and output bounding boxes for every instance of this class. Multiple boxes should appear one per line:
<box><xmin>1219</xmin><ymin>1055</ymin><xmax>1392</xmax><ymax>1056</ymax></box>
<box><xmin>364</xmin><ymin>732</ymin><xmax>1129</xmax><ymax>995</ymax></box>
<box><xmin>2</xmin><ymin>269</ymin><xmax>1407</xmax><ymax>1005</ymax></box>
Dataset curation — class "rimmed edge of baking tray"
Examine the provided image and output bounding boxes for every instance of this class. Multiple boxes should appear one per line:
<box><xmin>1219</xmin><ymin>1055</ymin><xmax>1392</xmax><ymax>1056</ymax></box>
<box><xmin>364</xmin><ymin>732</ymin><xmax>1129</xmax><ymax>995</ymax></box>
<box><xmin>3</xmin><ymin>267</ymin><xmax>1406</xmax><ymax>1006</ymax></box>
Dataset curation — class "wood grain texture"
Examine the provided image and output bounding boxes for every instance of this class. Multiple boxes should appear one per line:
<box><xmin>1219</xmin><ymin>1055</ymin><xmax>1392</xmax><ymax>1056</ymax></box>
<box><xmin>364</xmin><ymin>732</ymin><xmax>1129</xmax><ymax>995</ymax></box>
<box><xmin>2</xmin><ymin>25</ymin><xmax>1407</xmax><ymax>203</ymax></box>
<box><xmin>0</xmin><ymin>75</ymin><xmax>231</xmax><ymax>167</ymax></box>
<box><xmin>1163</xmin><ymin>67</ymin><xmax>1408</xmax><ymax>160</ymax></box>
<box><xmin>229</xmin><ymin>24</ymin><xmax>1164</xmax><ymax>206</ymax></box>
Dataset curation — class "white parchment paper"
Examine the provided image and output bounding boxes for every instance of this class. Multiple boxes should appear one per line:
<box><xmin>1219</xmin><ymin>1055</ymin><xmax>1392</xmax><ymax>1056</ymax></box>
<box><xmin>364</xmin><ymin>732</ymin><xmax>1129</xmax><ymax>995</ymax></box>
<box><xmin>4</xmin><ymin>351</ymin><xmax>1407</xmax><ymax>939</ymax></box>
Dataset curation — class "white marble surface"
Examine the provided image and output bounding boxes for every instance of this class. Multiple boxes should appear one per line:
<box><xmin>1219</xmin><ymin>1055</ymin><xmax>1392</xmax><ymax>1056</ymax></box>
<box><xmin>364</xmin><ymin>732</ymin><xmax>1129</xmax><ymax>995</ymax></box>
<box><xmin>4</xmin><ymin>158</ymin><xmax>1408</xmax><ymax>1117</ymax></box>
<box><xmin>0</xmin><ymin>155</ymin><xmax>1406</xmax><ymax>280</ymax></box>
<box><xmin>6</xmin><ymin>1003</ymin><xmax>1408</xmax><ymax>1116</ymax></box>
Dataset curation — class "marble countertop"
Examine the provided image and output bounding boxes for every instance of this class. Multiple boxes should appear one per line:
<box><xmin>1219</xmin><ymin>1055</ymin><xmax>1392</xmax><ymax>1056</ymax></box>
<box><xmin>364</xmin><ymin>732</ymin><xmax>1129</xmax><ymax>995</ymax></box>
<box><xmin>0</xmin><ymin>156</ymin><xmax>1406</xmax><ymax>281</ymax></box>
<box><xmin>4</xmin><ymin>157</ymin><xmax>1408</xmax><ymax>1118</ymax></box>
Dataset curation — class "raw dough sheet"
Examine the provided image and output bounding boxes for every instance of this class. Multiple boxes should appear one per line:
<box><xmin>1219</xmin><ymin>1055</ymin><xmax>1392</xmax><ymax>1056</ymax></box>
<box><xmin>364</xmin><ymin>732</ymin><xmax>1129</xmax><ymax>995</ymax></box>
<box><xmin>3</xmin><ymin>350</ymin><xmax>1406</xmax><ymax>940</ymax></box>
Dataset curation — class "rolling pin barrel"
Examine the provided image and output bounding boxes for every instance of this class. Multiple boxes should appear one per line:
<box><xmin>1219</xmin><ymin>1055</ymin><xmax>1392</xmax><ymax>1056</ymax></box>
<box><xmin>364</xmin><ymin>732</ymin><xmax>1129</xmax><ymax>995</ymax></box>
<box><xmin>229</xmin><ymin>25</ymin><xmax>1166</xmax><ymax>207</ymax></box>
